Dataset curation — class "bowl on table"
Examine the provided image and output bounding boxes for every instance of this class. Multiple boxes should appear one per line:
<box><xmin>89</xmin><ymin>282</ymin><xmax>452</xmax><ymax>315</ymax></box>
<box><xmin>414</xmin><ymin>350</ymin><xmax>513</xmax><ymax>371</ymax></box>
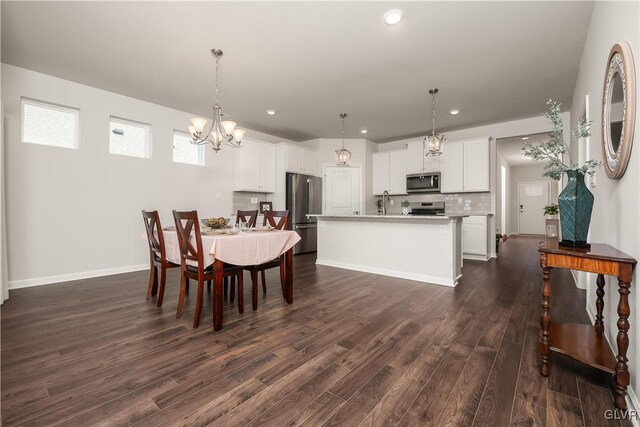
<box><xmin>201</xmin><ymin>217</ymin><xmax>230</xmax><ymax>229</ymax></box>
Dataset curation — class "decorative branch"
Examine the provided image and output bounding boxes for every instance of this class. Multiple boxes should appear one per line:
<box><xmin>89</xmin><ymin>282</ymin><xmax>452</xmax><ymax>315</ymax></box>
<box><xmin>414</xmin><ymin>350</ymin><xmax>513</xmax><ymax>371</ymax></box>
<box><xmin>522</xmin><ymin>99</ymin><xmax>601</xmax><ymax>180</ymax></box>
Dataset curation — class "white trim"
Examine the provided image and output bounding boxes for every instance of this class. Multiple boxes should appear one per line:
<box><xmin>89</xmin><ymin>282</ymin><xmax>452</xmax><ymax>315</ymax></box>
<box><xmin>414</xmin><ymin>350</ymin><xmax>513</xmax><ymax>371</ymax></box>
<box><xmin>8</xmin><ymin>263</ymin><xmax>148</xmax><ymax>290</ymax></box>
<box><xmin>463</xmin><ymin>254</ymin><xmax>490</xmax><ymax>262</ymax></box>
<box><xmin>315</xmin><ymin>259</ymin><xmax>458</xmax><ymax>287</ymax></box>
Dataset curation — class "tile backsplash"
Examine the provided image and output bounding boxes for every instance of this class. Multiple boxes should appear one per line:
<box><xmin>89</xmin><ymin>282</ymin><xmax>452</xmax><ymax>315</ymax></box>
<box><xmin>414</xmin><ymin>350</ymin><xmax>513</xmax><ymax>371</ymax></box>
<box><xmin>232</xmin><ymin>192</ymin><xmax>272</xmax><ymax>216</ymax></box>
<box><xmin>371</xmin><ymin>192</ymin><xmax>491</xmax><ymax>215</ymax></box>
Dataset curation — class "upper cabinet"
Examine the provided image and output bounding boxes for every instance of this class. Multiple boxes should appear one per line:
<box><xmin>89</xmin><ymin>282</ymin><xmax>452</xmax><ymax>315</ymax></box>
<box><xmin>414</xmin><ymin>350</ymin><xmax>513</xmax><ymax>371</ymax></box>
<box><xmin>233</xmin><ymin>140</ymin><xmax>276</xmax><ymax>193</ymax></box>
<box><xmin>440</xmin><ymin>137</ymin><xmax>490</xmax><ymax>193</ymax></box>
<box><xmin>406</xmin><ymin>140</ymin><xmax>441</xmax><ymax>174</ymax></box>
<box><xmin>372</xmin><ymin>150</ymin><xmax>407</xmax><ymax>195</ymax></box>
<box><xmin>285</xmin><ymin>145</ymin><xmax>317</xmax><ymax>176</ymax></box>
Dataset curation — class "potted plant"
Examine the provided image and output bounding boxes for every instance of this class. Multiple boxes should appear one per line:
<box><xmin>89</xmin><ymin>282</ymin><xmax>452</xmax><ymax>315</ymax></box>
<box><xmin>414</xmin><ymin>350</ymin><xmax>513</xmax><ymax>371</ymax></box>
<box><xmin>401</xmin><ymin>200</ymin><xmax>411</xmax><ymax>215</ymax></box>
<box><xmin>543</xmin><ymin>203</ymin><xmax>560</xmax><ymax>239</ymax></box>
<box><xmin>523</xmin><ymin>100</ymin><xmax>601</xmax><ymax>247</ymax></box>
<box><xmin>375</xmin><ymin>199</ymin><xmax>384</xmax><ymax>215</ymax></box>
<box><xmin>543</xmin><ymin>203</ymin><xmax>559</xmax><ymax>218</ymax></box>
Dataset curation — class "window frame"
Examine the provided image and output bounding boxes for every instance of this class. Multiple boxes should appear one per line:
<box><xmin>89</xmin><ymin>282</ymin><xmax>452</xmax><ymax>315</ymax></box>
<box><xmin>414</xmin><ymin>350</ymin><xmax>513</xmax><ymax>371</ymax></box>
<box><xmin>172</xmin><ymin>130</ymin><xmax>205</xmax><ymax>166</ymax></box>
<box><xmin>108</xmin><ymin>116</ymin><xmax>152</xmax><ymax>159</ymax></box>
<box><xmin>21</xmin><ymin>97</ymin><xmax>80</xmax><ymax>149</ymax></box>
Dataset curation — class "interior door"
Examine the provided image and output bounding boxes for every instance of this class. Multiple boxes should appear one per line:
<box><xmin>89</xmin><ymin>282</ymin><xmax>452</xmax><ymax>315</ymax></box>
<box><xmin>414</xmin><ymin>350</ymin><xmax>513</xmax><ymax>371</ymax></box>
<box><xmin>518</xmin><ymin>181</ymin><xmax>550</xmax><ymax>235</ymax></box>
<box><xmin>323</xmin><ymin>166</ymin><xmax>361</xmax><ymax>215</ymax></box>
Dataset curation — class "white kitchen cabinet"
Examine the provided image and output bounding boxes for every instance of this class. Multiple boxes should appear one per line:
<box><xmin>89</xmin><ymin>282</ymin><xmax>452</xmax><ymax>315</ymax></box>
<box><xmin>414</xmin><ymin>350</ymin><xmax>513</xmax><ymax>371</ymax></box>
<box><xmin>463</xmin><ymin>138</ymin><xmax>490</xmax><ymax>192</ymax></box>
<box><xmin>372</xmin><ymin>152</ymin><xmax>390</xmax><ymax>195</ymax></box>
<box><xmin>440</xmin><ymin>137</ymin><xmax>490</xmax><ymax>193</ymax></box>
<box><xmin>440</xmin><ymin>140</ymin><xmax>464</xmax><ymax>193</ymax></box>
<box><xmin>406</xmin><ymin>140</ymin><xmax>441</xmax><ymax>174</ymax></box>
<box><xmin>463</xmin><ymin>215</ymin><xmax>488</xmax><ymax>259</ymax></box>
<box><xmin>372</xmin><ymin>150</ymin><xmax>407</xmax><ymax>195</ymax></box>
<box><xmin>233</xmin><ymin>140</ymin><xmax>276</xmax><ymax>193</ymax></box>
<box><xmin>389</xmin><ymin>150</ymin><xmax>407</xmax><ymax>194</ymax></box>
<box><xmin>285</xmin><ymin>145</ymin><xmax>317</xmax><ymax>175</ymax></box>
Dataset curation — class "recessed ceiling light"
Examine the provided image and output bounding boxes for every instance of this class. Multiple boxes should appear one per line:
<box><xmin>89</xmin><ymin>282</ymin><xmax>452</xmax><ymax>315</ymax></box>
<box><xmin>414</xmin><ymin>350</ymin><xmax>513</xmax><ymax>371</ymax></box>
<box><xmin>521</xmin><ymin>136</ymin><xmax>530</xmax><ymax>140</ymax></box>
<box><xmin>360</xmin><ymin>129</ymin><xmax>368</xmax><ymax>134</ymax></box>
<box><xmin>383</xmin><ymin>9</ymin><xmax>404</xmax><ymax>26</ymax></box>
<box><xmin>266</xmin><ymin>110</ymin><xmax>276</xmax><ymax>116</ymax></box>
<box><xmin>449</xmin><ymin>109</ymin><xmax>460</xmax><ymax>115</ymax></box>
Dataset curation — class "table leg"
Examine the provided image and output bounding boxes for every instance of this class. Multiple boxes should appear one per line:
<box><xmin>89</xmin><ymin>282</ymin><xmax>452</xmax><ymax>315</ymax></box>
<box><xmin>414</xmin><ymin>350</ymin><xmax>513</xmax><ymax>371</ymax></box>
<box><xmin>285</xmin><ymin>248</ymin><xmax>293</xmax><ymax>304</ymax></box>
<box><xmin>595</xmin><ymin>274</ymin><xmax>605</xmax><ymax>334</ymax></box>
<box><xmin>213</xmin><ymin>259</ymin><xmax>224</xmax><ymax>331</ymax></box>
<box><xmin>614</xmin><ymin>272</ymin><xmax>632</xmax><ymax>410</ymax></box>
<box><xmin>539</xmin><ymin>265</ymin><xmax>552</xmax><ymax>377</ymax></box>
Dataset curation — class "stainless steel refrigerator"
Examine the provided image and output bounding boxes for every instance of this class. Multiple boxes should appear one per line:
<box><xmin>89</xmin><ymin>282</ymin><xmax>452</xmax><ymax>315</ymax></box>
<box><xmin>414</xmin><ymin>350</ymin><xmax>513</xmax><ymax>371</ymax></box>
<box><xmin>286</xmin><ymin>172</ymin><xmax>322</xmax><ymax>254</ymax></box>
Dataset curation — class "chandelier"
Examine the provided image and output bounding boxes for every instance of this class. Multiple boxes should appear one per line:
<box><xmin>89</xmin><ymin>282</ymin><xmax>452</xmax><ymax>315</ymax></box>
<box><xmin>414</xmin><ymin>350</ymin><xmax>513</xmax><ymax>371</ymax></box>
<box><xmin>335</xmin><ymin>113</ymin><xmax>352</xmax><ymax>166</ymax></box>
<box><xmin>424</xmin><ymin>88</ymin><xmax>445</xmax><ymax>156</ymax></box>
<box><xmin>187</xmin><ymin>49</ymin><xmax>245</xmax><ymax>152</ymax></box>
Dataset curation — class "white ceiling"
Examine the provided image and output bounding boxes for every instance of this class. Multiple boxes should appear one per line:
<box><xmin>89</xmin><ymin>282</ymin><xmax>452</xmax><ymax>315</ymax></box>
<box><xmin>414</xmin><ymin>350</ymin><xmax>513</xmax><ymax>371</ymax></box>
<box><xmin>1</xmin><ymin>1</ymin><xmax>593</xmax><ymax>142</ymax></box>
<box><xmin>498</xmin><ymin>132</ymin><xmax>551</xmax><ymax>166</ymax></box>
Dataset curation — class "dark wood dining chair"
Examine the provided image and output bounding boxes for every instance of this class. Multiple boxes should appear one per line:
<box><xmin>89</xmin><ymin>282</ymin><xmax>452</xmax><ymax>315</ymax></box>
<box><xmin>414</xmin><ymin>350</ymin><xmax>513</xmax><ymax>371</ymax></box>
<box><xmin>235</xmin><ymin>209</ymin><xmax>259</xmax><ymax>227</ymax></box>
<box><xmin>223</xmin><ymin>209</ymin><xmax>259</xmax><ymax>302</ymax></box>
<box><xmin>245</xmin><ymin>210</ymin><xmax>290</xmax><ymax>310</ymax></box>
<box><xmin>173</xmin><ymin>210</ymin><xmax>244</xmax><ymax>328</ymax></box>
<box><xmin>142</xmin><ymin>210</ymin><xmax>179</xmax><ymax>307</ymax></box>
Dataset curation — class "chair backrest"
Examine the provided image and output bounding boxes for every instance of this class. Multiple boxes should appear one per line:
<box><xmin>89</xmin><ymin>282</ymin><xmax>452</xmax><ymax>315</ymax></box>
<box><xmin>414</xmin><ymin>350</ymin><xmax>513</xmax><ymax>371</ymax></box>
<box><xmin>236</xmin><ymin>210</ymin><xmax>258</xmax><ymax>228</ymax></box>
<box><xmin>172</xmin><ymin>210</ymin><xmax>204</xmax><ymax>268</ymax></box>
<box><xmin>142</xmin><ymin>210</ymin><xmax>166</xmax><ymax>260</ymax></box>
<box><xmin>263</xmin><ymin>210</ymin><xmax>290</xmax><ymax>230</ymax></box>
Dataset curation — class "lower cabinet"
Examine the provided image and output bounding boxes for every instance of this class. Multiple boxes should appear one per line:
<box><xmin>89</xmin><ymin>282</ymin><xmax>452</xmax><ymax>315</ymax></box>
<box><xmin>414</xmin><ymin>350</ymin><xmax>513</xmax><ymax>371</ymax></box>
<box><xmin>463</xmin><ymin>216</ymin><xmax>488</xmax><ymax>259</ymax></box>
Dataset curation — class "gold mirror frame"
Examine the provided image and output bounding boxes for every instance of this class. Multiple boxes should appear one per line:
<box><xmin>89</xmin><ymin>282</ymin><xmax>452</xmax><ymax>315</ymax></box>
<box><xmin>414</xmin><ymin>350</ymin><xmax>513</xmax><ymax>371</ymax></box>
<box><xmin>602</xmin><ymin>42</ymin><xmax>636</xmax><ymax>179</ymax></box>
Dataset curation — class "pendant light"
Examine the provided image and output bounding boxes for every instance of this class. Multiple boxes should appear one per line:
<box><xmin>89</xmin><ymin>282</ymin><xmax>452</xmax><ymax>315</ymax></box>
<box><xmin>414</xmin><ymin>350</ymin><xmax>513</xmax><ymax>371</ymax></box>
<box><xmin>187</xmin><ymin>49</ymin><xmax>245</xmax><ymax>152</ymax></box>
<box><xmin>335</xmin><ymin>113</ymin><xmax>352</xmax><ymax>166</ymax></box>
<box><xmin>424</xmin><ymin>88</ymin><xmax>445</xmax><ymax>156</ymax></box>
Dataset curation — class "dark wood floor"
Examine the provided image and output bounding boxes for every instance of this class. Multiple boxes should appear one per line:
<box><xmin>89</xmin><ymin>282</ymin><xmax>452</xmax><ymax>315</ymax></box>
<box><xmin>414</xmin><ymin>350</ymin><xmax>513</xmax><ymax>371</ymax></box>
<box><xmin>1</xmin><ymin>237</ymin><xmax>628</xmax><ymax>426</ymax></box>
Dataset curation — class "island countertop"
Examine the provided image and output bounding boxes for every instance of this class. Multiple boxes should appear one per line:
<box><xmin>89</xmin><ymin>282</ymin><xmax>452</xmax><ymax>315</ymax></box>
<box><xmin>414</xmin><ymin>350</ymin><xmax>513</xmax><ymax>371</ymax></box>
<box><xmin>309</xmin><ymin>214</ymin><xmax>468</xmax><ymax>220</ymax></box>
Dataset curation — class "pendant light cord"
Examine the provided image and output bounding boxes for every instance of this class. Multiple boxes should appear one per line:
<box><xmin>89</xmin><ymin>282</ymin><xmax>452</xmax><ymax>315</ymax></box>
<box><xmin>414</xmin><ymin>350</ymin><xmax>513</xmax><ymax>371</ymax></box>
<box><xmin>342</xmin><ymin>115</ymin><xmax>345</xmax><ymax>149</ymax></box>
<box><xmin>432</xmin><ymin>92</ymin><xmax>436</xmax><ymax>138</ymax></box>
<box><xmin>215</xmin><ymin>55</ymin><xmax>220</xmax><ymax>107</ymax></box>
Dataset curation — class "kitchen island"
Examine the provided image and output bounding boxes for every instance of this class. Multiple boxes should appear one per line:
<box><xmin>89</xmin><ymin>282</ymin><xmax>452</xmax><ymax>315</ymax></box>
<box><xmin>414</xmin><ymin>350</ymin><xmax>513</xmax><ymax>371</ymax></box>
<box><xmin>311</xmin><ymin>214</ymin><xmax>466</xmax><ymax>287</ymax></box>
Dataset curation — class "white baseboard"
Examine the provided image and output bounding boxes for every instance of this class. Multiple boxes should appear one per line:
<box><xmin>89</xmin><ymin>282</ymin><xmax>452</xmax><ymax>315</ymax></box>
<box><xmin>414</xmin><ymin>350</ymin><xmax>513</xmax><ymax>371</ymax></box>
<box><xmin>8</xmin><ymin>263</ymin><xmax>148</xmax><ymax>290</ymax></box>
<box><xmin>586</xmin><ymin>303</ymin><xmax>640</xmax><ymax>425</ymax></box>
<box><xmin>463</xmin><ymin>254</ymin><xmax>490</xmax><ymax>262</ymax></box>
<box><xmin>315</xmin><ymin>259</ymin><xmax>457</xmax><ymax>287</ymax></box>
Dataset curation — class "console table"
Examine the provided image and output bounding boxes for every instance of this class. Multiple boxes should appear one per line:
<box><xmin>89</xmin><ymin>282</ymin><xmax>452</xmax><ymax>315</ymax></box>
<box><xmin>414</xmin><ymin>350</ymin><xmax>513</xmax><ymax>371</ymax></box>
<box><xmin>539</xmin><ymin>240</ymin><xmax>636</xmax><ymax>410</ymax></box>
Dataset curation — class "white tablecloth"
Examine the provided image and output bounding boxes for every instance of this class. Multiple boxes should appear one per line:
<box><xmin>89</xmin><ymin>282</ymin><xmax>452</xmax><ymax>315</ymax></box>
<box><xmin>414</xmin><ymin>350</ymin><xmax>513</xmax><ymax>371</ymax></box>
<box><xmin>143</xmin><ymin>229</ymin><xmax>301</xmax><ymax>267</ymax></box>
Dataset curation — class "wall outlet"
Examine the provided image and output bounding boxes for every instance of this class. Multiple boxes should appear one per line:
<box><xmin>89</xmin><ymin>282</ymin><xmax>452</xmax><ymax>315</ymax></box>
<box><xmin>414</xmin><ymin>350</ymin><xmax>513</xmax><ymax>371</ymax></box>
<box><xmin>251</xmin><ymin>197</ymin><xmax>258</xmax><ymax>204</ymax></box>
<box><xmin>440</xmin><ymin>225</ymin><xmax>447</xmax><ymax>235</ymax></box>
<box><xmin>457</xmin><ymin>198</ymin><xmax>463</xmax><ymax>203</ymax></box>
<box><xmin>390</xmin><ymin>199</ymin><xmax>395</xmax><ymax>206</ymax></box>
<box><xmin>215</xmin><ymin>192</ymin><xmax>222</xmax><ymax>200</ymax></box>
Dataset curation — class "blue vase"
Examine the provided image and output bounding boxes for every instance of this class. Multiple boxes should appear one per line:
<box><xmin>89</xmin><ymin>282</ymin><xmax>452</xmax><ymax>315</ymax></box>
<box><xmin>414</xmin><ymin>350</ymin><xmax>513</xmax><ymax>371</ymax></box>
<box><xmin>558</xmin><ymin>170</ymin><xmax>594</xmax><ymax>248</ymax></box>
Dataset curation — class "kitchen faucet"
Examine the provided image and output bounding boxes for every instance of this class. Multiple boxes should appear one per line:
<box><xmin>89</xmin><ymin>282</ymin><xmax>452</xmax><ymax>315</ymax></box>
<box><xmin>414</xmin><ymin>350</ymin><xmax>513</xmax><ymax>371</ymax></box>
<box><xmin>382</xmin><ymin>190</ymin><xmax>389</xmax><ymax>216</ymax></box>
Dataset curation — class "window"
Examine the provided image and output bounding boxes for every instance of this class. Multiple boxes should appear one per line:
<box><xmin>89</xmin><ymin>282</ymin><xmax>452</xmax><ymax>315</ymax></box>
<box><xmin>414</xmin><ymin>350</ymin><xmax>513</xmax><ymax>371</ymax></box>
<box><xmin>173</xmin><ymin>131</ymin><xmax>204</xmax><ymax>166</ymax></box>
<box><xmin>21</xmin><ymin>98</ymin><xmax>79</xmax><ymax>149</ymax></box>
<box><xmin>109</xmin><ymin>117</ymin><xmax>151</xmax><ymax>158</ymax></box>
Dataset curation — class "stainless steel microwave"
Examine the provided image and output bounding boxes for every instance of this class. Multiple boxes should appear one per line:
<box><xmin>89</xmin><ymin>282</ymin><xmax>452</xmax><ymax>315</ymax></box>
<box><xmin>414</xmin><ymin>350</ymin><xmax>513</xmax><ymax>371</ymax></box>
<box><xmin>406</xmin><ymin>173</ymin><xmax>440</xmax><ymax>193</ymax></box>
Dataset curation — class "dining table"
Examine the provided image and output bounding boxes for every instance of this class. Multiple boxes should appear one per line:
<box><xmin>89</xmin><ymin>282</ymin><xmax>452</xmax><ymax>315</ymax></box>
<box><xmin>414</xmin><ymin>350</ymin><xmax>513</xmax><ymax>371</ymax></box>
<box><xmin>148</xmin><ymin>227</ymin><xmax>301</xmax><ymax>331</ymax></box>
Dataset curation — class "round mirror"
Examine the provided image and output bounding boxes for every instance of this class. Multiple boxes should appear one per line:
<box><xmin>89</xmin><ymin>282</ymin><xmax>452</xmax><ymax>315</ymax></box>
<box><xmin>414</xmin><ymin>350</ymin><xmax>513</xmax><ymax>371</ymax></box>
<box><xmin>602</xmin><ymin>42</ymin><xmax>636</xmax><ymax>179</ymax></box>
<box><xmin>609</xmin><ymin>72</ymin><xmax>623</xmax><ymax>153</ymax></box>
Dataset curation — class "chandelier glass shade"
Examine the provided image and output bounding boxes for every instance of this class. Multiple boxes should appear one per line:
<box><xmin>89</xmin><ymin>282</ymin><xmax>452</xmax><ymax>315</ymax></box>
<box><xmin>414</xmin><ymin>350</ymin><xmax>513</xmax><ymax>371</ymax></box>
<box><xmin>424</xmin><ymin>88</ymin><xmax>445</xmax><ymax>156</ymax></box>
<box><xmin>335</xmin><ymin>113</ymin><xmax>352</xmax><ymax>166</ymax></box>
<box><xmin>188</xmin><ymin>49</ymin><xmax>244</xmax><ymax>152</ymax></box>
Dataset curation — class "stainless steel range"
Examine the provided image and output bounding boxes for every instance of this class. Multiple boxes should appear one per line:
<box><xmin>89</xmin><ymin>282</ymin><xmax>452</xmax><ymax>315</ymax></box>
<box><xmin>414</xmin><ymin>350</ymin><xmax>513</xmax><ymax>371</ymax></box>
<box><xmin>409</xmin><ymin>201</ymin><xmax>446</xmax><ymax>216</ymax></box>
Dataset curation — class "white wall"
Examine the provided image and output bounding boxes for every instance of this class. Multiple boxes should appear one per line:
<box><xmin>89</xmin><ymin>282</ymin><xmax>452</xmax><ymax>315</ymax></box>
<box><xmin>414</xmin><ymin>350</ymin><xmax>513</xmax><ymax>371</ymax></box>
<box><xmin>509</xmin><ymin>164</ymin><xmax>559</xmax><ymax>235</ymax></box>
<box><xmin>1</xmin><ymin>64</ymin><xmax>291</xmax><ymax>288</ymax></box>
<box><xmin>569</xmin><ymin>0</ymin><xmax>640</xmax><ymax>409</ymax></box>
<box><xmin>496</xmin><ymin>152</ymin><xmax>511</xmax><ymax>235</ymax></box>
